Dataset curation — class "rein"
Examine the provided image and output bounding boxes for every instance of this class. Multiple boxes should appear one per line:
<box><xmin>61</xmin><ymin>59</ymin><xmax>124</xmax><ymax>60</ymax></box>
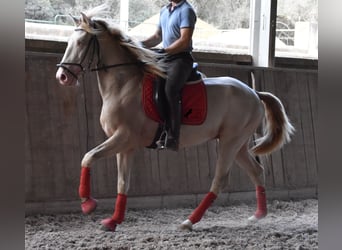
<box><xmin>56</xmin><ymin>28</ymin><xmax>143</xmax><ymax>79</ymax></box>
<box><xmin>91</xmin><ymin>61</ymin><xmax>145</xmax><ymax>72</ymax></box>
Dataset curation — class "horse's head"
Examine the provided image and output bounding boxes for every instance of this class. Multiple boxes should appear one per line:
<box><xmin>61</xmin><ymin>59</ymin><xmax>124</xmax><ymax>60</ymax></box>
<box><xmin>56</xmin><ymin>6</ymin><xmax>108</xmax><ymax>86</ymax></box>
<box><xmin>56</xmin><ymin>4</ymin><xmax>165</xmax><ymax>86</ymax></box>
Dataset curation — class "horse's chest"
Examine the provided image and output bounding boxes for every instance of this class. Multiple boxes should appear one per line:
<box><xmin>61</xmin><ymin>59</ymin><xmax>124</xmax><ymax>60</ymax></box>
<box><xmin>99</xmin><ymin>108</ymin><xmax>120</xmax><ymax>137</ymax></box>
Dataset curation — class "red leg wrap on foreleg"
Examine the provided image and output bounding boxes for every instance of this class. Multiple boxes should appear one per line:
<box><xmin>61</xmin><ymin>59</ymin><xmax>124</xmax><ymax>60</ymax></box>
<box><xmin>79</xmin><ymin>167</ymin><xmax>97</xmax><ymax>214</ymax></box>
<box><xmin>189</xmin><ymin>192</ymin><xmax>217</xmax><ymax>224</ymax></box>
<box><xmin>112</xmin><ymin>193</ymin><xmax>127</xmax><ymax>224</ymax></box>
<box><xmin>100</xmin><ymin>194</ymin><xmax>127</xmax><ymax>231</ymax></box>
<box><xmin>255</xmin><ymin>186</ymin><xmax>267</xmax><ymax>219</ymax></box>
<box><xmin>79</xmin><ymin>167</ymin><xmax>91</xmax><ymax>198</ymax></box>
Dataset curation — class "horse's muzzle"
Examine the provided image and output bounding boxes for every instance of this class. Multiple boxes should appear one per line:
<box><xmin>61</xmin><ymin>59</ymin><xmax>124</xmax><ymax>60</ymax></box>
<box><xmin>56</xmin><ymin>66</ymin><xmax>79</xmax><ymax>86</ymax></box>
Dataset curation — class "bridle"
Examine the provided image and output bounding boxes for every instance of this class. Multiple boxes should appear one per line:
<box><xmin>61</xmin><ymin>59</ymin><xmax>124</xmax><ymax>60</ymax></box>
<box><xmin>56</xmin><ymin>28</ymin><xmax>144</xmax><ymax>80</ymax></box>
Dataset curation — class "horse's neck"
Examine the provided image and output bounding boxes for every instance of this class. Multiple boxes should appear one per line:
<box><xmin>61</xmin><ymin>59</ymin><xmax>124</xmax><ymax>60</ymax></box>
<box><xmin>97</xmin><ymin>36</ymin><xmax>127</xmax><ymax>69</ymax></box>
<box><xmin>97</xmin><ymin>70</ymin><xmax>140</xmax><ymax>99</ymax></box>
<box><xmin>95</xmin><ymin>38</ymin><xmax>142</xmax><ymax>105</ymax></box>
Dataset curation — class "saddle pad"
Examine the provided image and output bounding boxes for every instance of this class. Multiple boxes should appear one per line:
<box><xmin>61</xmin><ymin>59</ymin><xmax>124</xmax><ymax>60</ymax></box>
<box><xmin>142</xmin><ymin>74</ymin><xmax>207</xmax><ymax>125</ymax></box>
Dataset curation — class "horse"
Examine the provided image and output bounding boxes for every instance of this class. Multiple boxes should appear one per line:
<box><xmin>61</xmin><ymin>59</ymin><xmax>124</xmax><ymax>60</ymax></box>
<box><xmin>56</xmin><ymin>5</ymin><xmax>295</xmax><ymax>232</ymax></box>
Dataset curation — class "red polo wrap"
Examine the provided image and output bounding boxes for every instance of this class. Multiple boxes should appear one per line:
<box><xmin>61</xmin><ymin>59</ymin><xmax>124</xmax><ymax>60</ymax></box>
<box><xmin>79</xmin><ymin>167</ymin><xmax>90</xmax><ymax>198</ymax></box>
<box><xmin>112</xmin><ymin>193</ymin><xmax>127</xmax><ymax>224</ymax></box>
<box><xmin>255</xmin><ymin>185</ymin><xmax>267</xmax><ymax>218</ymax></box>
<box><xmin>189</xmin><ymin>192</ymin><xmax>217</xmax><ymax>224</ymax></box>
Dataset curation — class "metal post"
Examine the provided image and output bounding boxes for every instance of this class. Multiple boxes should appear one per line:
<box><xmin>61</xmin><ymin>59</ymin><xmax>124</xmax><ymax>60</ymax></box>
<box><xmin>250</xmin><ymin>0</ymin><xmax>277</xmax><ymax>67</ymax></box>
<box><xmin>120</xmin><ymin>0</ymin><xmax>129</xmax><ymax>32</ymax></box>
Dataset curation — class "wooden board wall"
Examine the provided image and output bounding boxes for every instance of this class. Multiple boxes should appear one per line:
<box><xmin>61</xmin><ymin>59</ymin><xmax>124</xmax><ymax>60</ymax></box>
<box><xmin>25</xmin><ymin>51</ymin><xmax>317</xmax><ymax>205</ymax></box>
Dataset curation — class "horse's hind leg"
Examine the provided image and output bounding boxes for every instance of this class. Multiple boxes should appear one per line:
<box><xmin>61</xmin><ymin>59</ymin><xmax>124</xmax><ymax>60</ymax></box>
<box><xmin>180</xmin><ymin>138</ymin><xmax>239</xmax><ymax>231</ymax></box>
<box><xmin>235</xmin><ymin>142</ymin><xmax>267</xmax><ymax>221</ymax></box>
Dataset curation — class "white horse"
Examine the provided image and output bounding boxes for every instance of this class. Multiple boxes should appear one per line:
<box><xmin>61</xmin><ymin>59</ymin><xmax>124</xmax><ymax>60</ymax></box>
<box><xmin>56</xmin><ymin>5</ymin><xmax>294</xmax><ymax>232</ymax></box>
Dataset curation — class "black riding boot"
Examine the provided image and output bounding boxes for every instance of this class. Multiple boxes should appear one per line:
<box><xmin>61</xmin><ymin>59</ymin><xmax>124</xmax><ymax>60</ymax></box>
<box><xmin>154</xmin><ymin>78</ymin><xmax>172</xmax><ymax>150</ymax></box>
<box><xmin>153</xmin><ymin>77</ymin><xmax>168</xmax><ymax>123</ymax></box>
<box><xmin>156</xmin><ymin>98</ymin><xmax>181</xmax><ymax>151</ymax></box>
<box><xmin>164</xmin><ymin>99</ymin><xmax>181</xmax><ymax>151</ymax></box>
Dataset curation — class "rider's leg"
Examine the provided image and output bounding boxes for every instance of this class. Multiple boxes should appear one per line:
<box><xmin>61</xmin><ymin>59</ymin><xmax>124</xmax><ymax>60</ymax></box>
<box><xmin>153</xmin><ymin>77</ymin><xmax>172</xmax><ymax>148</ymax></box>
<box><xmin>153</xmin><ymin>77</ymin><xmax>168</xmax><ymax>123</ymax></box>
<box><xmin>163</xmin><ymin>54</ymin><xmax>193</xmax><ymax>150</ymax></box>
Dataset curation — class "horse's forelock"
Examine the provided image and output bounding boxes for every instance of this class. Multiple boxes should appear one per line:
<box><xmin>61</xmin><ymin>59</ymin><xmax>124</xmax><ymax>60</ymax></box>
<box><xmin>78</xmin><ymin>18</ymin><xmax>107</xmax><ymax>35</ymax></box>
<box><xmin>78</xmin><ymin>4</ymin><xmax>110</xmax><ymax>34</ymax></box>
<box><xmin>83</xmin><ymin>4</ymin><xmax>110</xmax><ymax>19</ymax></box>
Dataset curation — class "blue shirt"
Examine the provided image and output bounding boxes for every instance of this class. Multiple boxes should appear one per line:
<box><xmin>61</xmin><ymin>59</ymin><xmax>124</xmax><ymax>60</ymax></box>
<box><xmin>158</xmin><ymin>0</ymin><xmax>197</xmax><ymax>52</ymax></box>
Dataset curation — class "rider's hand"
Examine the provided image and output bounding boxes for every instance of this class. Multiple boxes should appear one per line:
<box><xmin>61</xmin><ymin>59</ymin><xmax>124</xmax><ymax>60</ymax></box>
<box><xmin>156</xmin><ymin>48</ymin><xmax>166</xmax><ymax>54</ymax></box>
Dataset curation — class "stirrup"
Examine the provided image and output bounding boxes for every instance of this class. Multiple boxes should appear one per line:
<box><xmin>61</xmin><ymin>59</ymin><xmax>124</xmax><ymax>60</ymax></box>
<box><xmin>156</xmin><ymin>130</ymin><xmax>168</xmax><ymax>150</ymax></box>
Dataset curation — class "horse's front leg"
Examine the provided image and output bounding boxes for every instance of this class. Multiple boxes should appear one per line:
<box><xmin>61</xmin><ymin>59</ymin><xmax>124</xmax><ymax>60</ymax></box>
<box><xmin>78</xmin><ymin>130</ymin><xmax>130</xmax><ymax>215</ymax></box>
<box><xmin>100</xmin><ymin>151</ymin><xmax>133</xmax><ymax>232</ymax></box>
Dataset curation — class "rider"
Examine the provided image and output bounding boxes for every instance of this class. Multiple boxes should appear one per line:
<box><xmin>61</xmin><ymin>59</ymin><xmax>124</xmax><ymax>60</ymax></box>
<box><xmin>141</xmin><ymin>0</ymin><xmax>197</xmax><ymax>151</ymax></box>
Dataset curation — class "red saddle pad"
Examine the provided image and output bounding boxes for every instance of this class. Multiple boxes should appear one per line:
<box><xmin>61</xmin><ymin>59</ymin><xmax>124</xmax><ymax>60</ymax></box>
<box><xmin>142</xmin><ymin>74</ymin><xmax>207</xmax><ymax>125</ymax></box>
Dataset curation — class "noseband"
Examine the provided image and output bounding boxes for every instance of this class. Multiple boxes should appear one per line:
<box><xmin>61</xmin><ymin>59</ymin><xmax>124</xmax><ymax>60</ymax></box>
<box><xmin>56</xmin><ymin>28</ymin><xmax>144</xmax><ymax>80</ymax></box>
<box><xmin>56</xmin><ymin>29</ymin><xmax>101</xmax><ymax>79</ymax></box>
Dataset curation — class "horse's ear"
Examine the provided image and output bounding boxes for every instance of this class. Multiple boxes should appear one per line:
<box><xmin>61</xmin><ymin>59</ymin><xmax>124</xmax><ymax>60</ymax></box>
<box><xmin>80</xmin><ymin>12</ymin><xmax>91</xmax><ymax>26</ymax></box>
<box><xmin>69</xmin><ymin>14</ymin><xmax>80</xmax><ymax>26</ymax></box>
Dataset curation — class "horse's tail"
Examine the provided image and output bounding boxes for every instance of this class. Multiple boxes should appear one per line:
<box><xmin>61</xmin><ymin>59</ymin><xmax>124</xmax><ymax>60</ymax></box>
<box><xmin>252</xmin><ymin>92</ymin><xmax>295</xmax><ymax>155</ymax></box>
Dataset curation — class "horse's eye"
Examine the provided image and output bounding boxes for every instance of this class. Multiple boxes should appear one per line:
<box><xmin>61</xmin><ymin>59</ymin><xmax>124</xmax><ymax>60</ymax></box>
<box><xmin>76</xmin><ymin>40</ymin><xmax>83</xmax><ymax>46</ymax></box>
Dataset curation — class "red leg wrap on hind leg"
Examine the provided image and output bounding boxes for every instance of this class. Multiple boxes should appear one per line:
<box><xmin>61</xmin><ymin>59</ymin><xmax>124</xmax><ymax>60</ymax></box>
<box><xmin>79</xmin><ymin>167</ymin><xmax>90</xmax><ymax>198</ymax></box>
<box><xmin>189</xmin><ymin>192</ymin><xmax>217</xmax><ymax>224</ymax></box>
<box><xmin>255</xmin><ymin>186</ymin><xmax>267</xmax><ymax>219</ymax></box>
<box><xmin>112</xmin><ymin>193</ymin><xmax>127</xmax><ymax>224</ymax></box>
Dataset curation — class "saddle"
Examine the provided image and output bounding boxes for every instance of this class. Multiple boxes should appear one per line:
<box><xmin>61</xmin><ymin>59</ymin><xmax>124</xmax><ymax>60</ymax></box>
<box><xmin>142</xmin><ymin>63</ymin><xmax>207</xmax><ymax>149</ymax></box>
<box><xmin>142</xmin><ymin>63</ymin><xmax>207</xmax><ymax>126</ymax></box>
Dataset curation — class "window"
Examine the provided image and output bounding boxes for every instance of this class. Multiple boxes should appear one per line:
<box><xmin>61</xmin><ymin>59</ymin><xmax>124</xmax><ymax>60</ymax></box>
<box><xmin>25</xmin><ymin>0</ymin><xmax>318</xmax><ymax>61</ymax></box>
<box><xmin>178</xmin><ymin>0</ymin><xmax>251</xmax><ymax>54</ymax></box>
<box><xmin>25</xmin><ymin>0</ymin><xmax>251</xmax><ymax>55</ymax></box>
<box><xmin>276</xmin><ymin>0</ymin><xmax>318</xmax><ymax>59</ymax></box>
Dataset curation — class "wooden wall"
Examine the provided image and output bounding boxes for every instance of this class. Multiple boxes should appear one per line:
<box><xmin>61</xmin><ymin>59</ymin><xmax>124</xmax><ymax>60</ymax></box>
<box><xmin>198</xmin><ymin>63</ymin><xmax>318</xmax><ymax>192</ymax></box>
<box><xmin>25</xmin><ymin>49</ymin><xmax>317</xmax><ymax>211</ymax></box>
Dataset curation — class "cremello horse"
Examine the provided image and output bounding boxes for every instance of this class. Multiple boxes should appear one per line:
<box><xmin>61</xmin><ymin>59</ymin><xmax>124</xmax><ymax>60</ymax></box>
<box><xmin>56</xmin><ymin>6</ymin><xmax>294</xmax><ymax>232</ymax></box>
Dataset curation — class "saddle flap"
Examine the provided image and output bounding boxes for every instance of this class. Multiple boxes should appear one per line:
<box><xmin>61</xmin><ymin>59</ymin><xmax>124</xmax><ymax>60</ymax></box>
<box><xmin>142</xmin><ymin>74</ymin><xmax>207</xmax><ymax>125</ymax></box>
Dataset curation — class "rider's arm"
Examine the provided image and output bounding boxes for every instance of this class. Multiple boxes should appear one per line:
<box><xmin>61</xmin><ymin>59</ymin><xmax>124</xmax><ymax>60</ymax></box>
<box><xmin>163</xmin><ymin>27</ymin><xmax>194</xmax><ymax>55</ymax></box>
<box><xmin>141</xmin><ymin>28</ymin><xmax>162</xmax><ymax>48</ymax></box>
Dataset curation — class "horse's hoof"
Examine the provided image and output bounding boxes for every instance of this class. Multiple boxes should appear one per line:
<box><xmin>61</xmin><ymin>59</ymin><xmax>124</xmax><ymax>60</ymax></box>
<box><xmin>179</xmin><ymin>219</ymin><xmax>193</xmax><ymax>231</ymax></box>
<box><xmin>100</xmin><ymin>218</ymin><xmax>117</xmax><ymax>232</ymax></box>
<box><xmin>248</xmin><ymin>213</ymin><xmax>266</xmax><ymax>223</ymax></box>
<box><xmin>81</xmin><ymin>197</ymin><xmax>97</xmax><ymax>214</ymax></box>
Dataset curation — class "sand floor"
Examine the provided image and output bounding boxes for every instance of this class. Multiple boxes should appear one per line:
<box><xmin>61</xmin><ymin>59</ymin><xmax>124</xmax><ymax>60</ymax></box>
<box><xmin>25</xmin><ymin>199</ymin><xmax>317</xmax><ymax>249</ymax></box>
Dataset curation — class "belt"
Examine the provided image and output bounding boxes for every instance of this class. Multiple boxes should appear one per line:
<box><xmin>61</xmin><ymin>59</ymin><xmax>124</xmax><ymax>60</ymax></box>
<box><xmin>164</xmin><ymin>51</ymin><xmax>193</xmax><ymax>61</ymax></box>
